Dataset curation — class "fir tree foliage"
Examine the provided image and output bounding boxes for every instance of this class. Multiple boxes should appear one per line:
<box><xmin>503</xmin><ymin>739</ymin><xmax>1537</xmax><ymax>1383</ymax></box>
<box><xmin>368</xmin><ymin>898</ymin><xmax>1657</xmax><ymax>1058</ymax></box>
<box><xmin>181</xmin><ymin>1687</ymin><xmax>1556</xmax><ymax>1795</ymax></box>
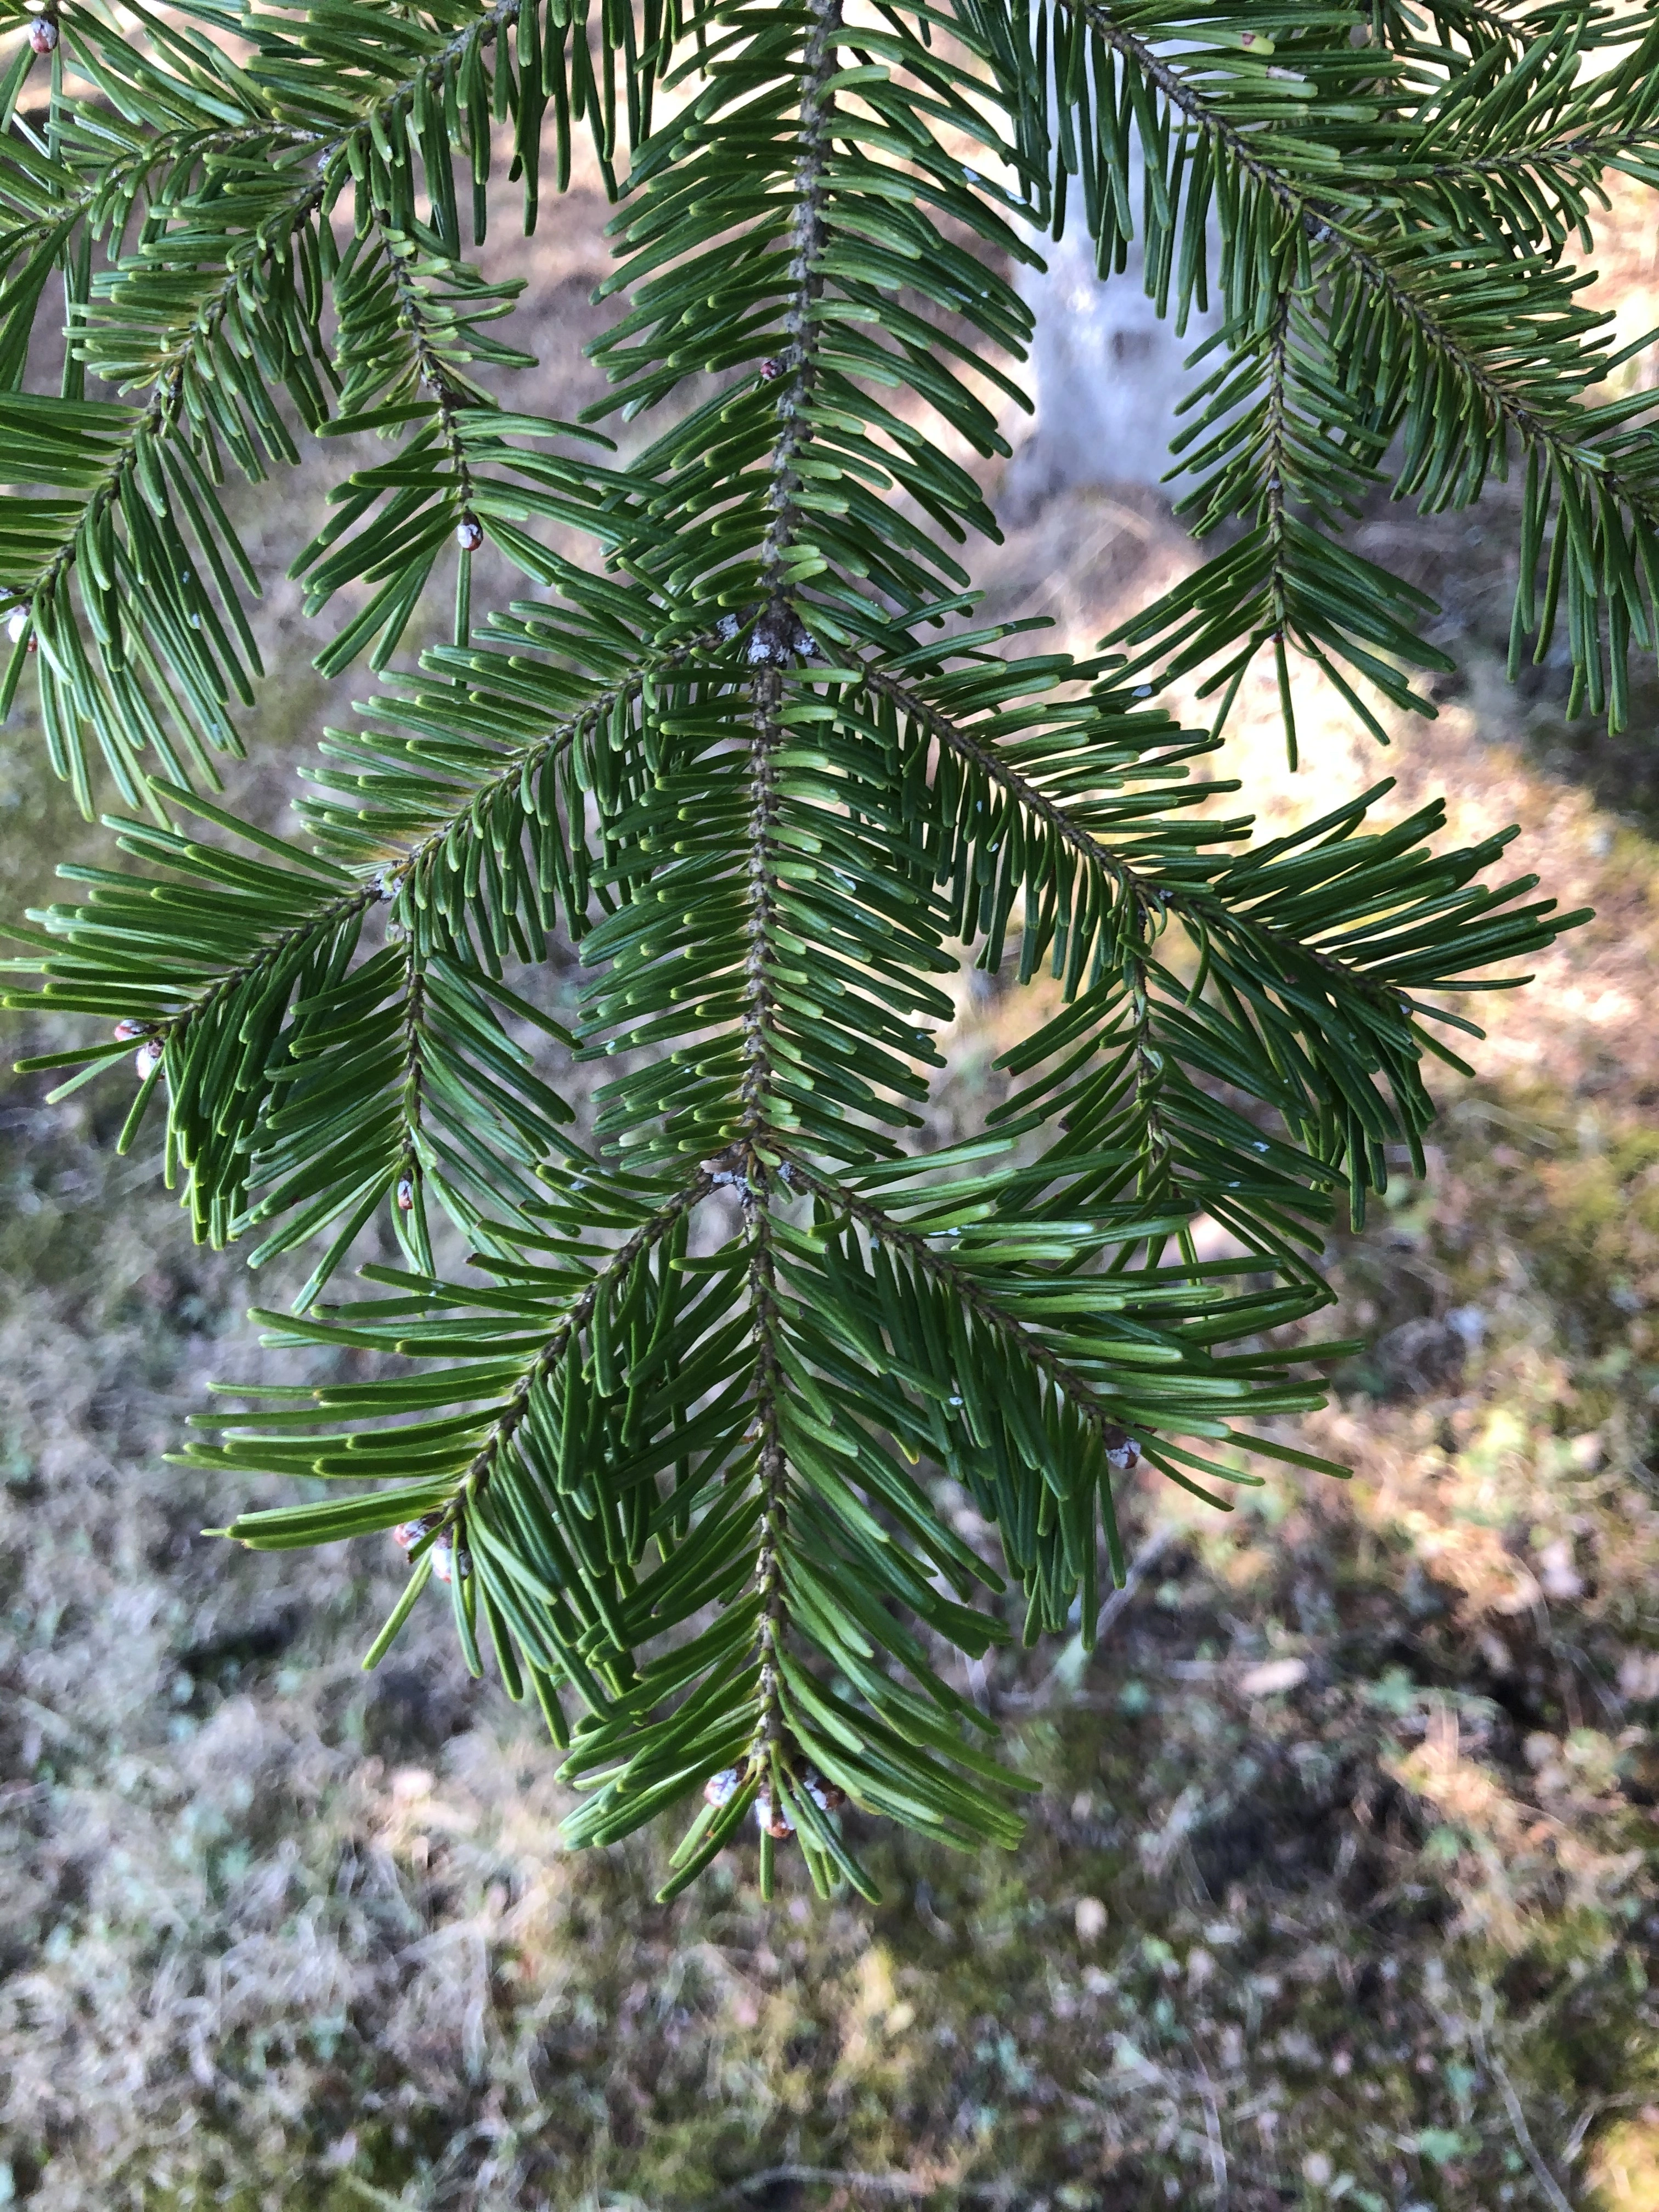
<box><xmin>1</xmin><ymin>0</ymin><xmax>1640</xmax><ymax>1894</ymax></box>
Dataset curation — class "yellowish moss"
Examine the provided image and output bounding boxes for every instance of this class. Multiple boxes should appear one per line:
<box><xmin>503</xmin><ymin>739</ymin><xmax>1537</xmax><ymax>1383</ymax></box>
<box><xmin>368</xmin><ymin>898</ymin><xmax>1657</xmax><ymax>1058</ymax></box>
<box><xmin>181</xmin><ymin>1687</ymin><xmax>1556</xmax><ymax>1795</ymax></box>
<box><xmin>1593</xmin><ymin>2120</ymin><xmax>1659</xmax><ymax>2212</ymax></box>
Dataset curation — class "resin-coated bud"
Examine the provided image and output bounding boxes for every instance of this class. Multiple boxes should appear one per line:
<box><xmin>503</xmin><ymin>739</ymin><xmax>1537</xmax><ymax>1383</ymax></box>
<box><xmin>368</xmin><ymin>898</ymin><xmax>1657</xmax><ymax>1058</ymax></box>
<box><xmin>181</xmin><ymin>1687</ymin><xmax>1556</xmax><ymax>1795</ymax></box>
<box><xmin>430</xmin><ymin>1534</ymin><xmax>470</xmax><ymax>1585</ymax></box>
<box><xmin>754</xmin><ymin>1791</ymin><xmax>794</xmax><ymax>1839</ymax></box>
<box><xmin>802</xmin><ymin>1766</ymin><xmax>845</xmax><ymax>1813</ymax></box>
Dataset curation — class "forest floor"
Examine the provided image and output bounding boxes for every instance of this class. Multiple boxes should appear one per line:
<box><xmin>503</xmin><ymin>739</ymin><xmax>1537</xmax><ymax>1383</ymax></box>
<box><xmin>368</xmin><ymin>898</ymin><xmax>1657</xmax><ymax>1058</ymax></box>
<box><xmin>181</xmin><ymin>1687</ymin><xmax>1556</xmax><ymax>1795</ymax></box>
<box><xmin>5</xmin><ymin>165</ymin><xmax>1659</xmax><ymax>2212</ymax></box>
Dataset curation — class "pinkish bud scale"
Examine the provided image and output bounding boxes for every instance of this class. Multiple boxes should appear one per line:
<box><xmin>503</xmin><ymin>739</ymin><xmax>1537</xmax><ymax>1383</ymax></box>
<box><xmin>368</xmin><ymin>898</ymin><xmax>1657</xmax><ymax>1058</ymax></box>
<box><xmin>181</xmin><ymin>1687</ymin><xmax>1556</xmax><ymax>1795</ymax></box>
<box><xmin>754</xmin><ymin>1791</ymin><xmax>794</xmax><ymax>1839</ymax></box>
<box><xmin>802</xmin><ymin>1766</ymin><xmax>845</xmax><ymax>1813</ymax></box>
<box><xmin>429</xmin><ymin>1533</ymin><xmax>470</xmax><ymax>1584</ymax></box>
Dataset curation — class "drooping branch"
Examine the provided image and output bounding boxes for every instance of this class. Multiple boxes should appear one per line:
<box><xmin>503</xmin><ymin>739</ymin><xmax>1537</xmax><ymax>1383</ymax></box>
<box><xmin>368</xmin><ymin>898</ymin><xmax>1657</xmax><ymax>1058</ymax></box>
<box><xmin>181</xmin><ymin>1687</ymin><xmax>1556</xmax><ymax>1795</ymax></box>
<box><xmin>781</xmin><ymin>1155</ymin><xmax>1141</xmax><ymax>1462</ymax></box>
<box><xmin>741</xmin><ymin>1160</ymin><xmax>792</xmax><ymax>1785</ymax></box>
<box><xmin>30</xmin><ymin>169</ymin><xmax>330</xmax><ymax>604</ymax></box>
<box><xmin>1062</xmin><ymin>1</ymin><xmax>1659</xmax><ymax>540</ymax></box>
<box><xmin>856</xmin><ymin>663</ymin><xmax>1149</xmax><ymax>907</ymax></box>
<box><xmin>454</xmin><ymin>1164</ymin><xmax>717</xmax><ymax>1511</ymax></box>
<box><xmin>854</xmin><ymin>659</ymin><xmax>1415</xmax><ymax>1019</ymax></box>
<box><xmin>732</xmin><ymin>0</ymin><xmax>848</xmax><ymax>1806</ymax></box>
<box><xmin>137</xmin><ymin>630</ymin><xmax>727</xmax><ymax>1053</ymax></box>
<box><xmin>15</xmin><ymin>0</ymin><xmax>552</xmax><ymax>662</ymax></box>
<box><xmin>755</xmin><ymin>0</ymin><xmax>843</xmax><ymax>637</ymax></box>
<box><xmin>0</xmin><ymin>120</ymin><xmax>323</xmax><ymax>276</ymax></box>
<box><xmin>0</xmin><ymin>0</ymin><xmax>1606</xmax><ymax>1897</ymax></box>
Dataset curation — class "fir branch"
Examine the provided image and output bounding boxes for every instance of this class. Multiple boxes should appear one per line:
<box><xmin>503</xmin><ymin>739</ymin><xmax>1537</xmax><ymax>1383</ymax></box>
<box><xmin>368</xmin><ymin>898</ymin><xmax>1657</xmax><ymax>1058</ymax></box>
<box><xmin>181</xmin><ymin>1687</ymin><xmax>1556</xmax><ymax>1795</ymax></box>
<box><xmin>756</xmin><ymin>0</ymin><xmax>842</xmax><ymax>630</ymax></box>
<box><xmin>732</xmin><ymin>0</ymin><xmax>847</xmax><ymax>1799</ymax></box>
<box><xmin>1</xmin><ymin>0</ymin><xmax>1605</xmax><ymax>1889</ymax></box>
<box><xmin>856</xmin><ymin>657</ymin><xmax>1410</xmax><ymax>1014</ymax></box>
<box><xmin>741</xmin><ymin>1159</ymin><xmax>792</xmax><ymax>1778</ymax></box>
<box><xmin>145</xmin><ymin>630</ymin><xmax>721</xmax><ymax>1051</ymax></box>
<box><xmin>1054</xmin><ymin>2</ymin><xmax>1659</xmax><ymax>730</ymax></box>
<box><xmin>741</xmin><ymin>667</ymin><xmax>786</xmax><ymax>1131</ymax></box>
<box><xmin>33</xmin><ymin>165</ymin><xmax>329</xmax><ymax>593</ymax></box>
<box><xmin>0</xmin><ymin>119</ymin><xmax>321</xmax><ymax>262</ymax></box>
<box><xmin>383</xmin><ymin>250</ymin><xmax>482</xmax><ymax>523</ymax></box>
<box><xmin>857</xmin><ymin>663</ymin><xmax>1147</xmax><ymax>907</ymax></box>
<box><xmin>131</xmin><ymin>842</ymin><xmax>376</xmax><ymax>1046</ymax></box>
<box><xmin>1422</xmin><ymin>124</ymin><xmax>1659</xmax><ymax>187</ymax></box>
<box><xmin>783</xmin><ymin>1154</ymin><xmax>1142</xmax><ymax>1463</ymax></box>
<box><xmin>9</xmin><ymin>0</ymin><xmax>657</xmax><ymax>791</ymax></box>
<box><xmin>455</xmin><ymin>1164</ymin><xmax>715</xmax><ymax>1508</ymax></box>
<box><xmin>1066</xmin><ymin>0</ymin><xmax>1659</xmax><ymax>528</ymax></box>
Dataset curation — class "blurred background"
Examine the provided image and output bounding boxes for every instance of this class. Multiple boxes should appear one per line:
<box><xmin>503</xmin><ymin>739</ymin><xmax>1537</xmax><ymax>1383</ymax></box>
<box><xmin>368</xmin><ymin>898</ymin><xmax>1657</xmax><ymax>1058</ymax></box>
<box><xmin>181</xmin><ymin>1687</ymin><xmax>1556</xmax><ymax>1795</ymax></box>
<box><xmin>4</xmin><ymin>122</ymin><xmax>1659</xmax><ymax>2212</ymax></box>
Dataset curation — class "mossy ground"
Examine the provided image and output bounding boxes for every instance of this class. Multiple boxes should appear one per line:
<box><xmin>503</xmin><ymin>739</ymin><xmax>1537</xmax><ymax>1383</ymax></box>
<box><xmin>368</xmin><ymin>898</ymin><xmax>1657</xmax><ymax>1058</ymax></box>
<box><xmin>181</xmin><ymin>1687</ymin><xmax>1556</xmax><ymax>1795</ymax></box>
<box><xmin>7</xmin><ymin>180</ymin><xmax>1659</xmax><ymax>2212</ymax></box>
<box><xmin>9</xmin><ymin>1031</ymin><xmax>1659</xmax><ymax>2211</ymax></box>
